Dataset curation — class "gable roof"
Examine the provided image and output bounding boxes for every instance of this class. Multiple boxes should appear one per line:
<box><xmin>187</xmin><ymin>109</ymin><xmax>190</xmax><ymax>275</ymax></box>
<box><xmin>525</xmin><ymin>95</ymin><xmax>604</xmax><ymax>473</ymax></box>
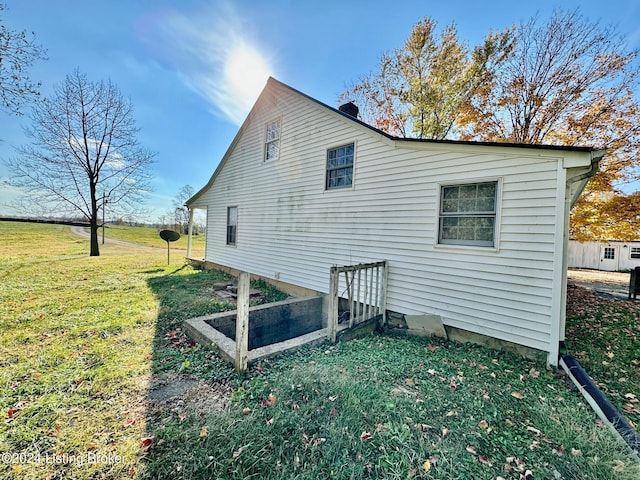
<box><xmin>187</xmin><ymin>76</ymin><xmax>604</xmax><ymax>207</ymax></box>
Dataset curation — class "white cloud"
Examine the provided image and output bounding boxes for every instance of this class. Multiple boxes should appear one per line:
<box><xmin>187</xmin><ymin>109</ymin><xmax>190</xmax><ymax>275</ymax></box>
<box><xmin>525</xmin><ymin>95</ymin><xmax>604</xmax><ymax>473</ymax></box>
<box><xmin>143</xmin><ymin>4</ymin><xmax>275</xmax><ymax>125</ymax></box>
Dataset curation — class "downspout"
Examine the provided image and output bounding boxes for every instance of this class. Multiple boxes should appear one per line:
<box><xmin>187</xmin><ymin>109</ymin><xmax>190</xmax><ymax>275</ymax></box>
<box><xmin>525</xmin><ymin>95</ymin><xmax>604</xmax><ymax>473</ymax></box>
<box><xmin>560</xmin><ymin>355</ymin><xmax>640</xmax><ymax>456</ymax></box>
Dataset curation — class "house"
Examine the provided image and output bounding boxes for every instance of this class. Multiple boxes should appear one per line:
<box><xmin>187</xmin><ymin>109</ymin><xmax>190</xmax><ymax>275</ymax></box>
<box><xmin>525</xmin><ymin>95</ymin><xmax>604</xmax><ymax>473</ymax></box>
<box><xmin>568</xmin><ymin>240</ymin><xmax>640</xmax><ymax>271</ymax></box>
<box><xmin>186</xmin><ymin>77</ymin><xmax>604</xmax><ymax>366</ymax></box>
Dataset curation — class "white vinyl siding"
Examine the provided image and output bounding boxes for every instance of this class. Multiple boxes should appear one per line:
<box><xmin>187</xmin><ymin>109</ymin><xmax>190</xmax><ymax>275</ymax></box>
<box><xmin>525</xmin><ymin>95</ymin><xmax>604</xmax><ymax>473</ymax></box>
<box><xmin>196</xmin><ymin>81</ymin><xmax>580</xmax><ymax>356</ymax></box>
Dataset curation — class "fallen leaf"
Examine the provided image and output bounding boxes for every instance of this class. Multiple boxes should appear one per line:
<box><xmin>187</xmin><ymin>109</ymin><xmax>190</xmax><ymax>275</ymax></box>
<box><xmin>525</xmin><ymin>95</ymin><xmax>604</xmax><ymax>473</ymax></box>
<box><xmin>242</xmin><ymin>407</ymin><xmax>251</xmax><ymax>415</ymax></box>
<box><xmin>199</xmin><ymin>427</ymin><xmax>208</xmax><ymax>437</ymax></box>
<box><xmin>428</xmin><ymin>344</ymin><xmax>437</xmax><ymax>351</ymax></box>
<box><xmin>511</xmin><ymin>391</ymin><xmax>524</xmax><ymax>399</ymax></box>
<box><xmin>293</xmin><ymin>402</ymin><xmax>300</xmax><ymax>411</ymax></box>
<box><xmin>87</xmin><ymin>442</ymin><xmax>98</xmax><ymax>450</ymax></box>
<box><xmin>140</xmin><ymin>436</ymin><xmax>154</xmax><ymax>450</ymax></box>
<box><xmin>478</xmin><ymin>420</ymin><xmax>489</xmax><ymax>430</ymax></box>
<box><xmin>266</xmin><ymin>418</ymin><xmax>274</xmax><ymax>426</ymax></box>
<box><xmin>571</xmin><ymin>448</ymin><xmax>582</xmax><ymax>456</ymax></box>
<box><xmin>478</xmin><ymin>455</ymin><xmax>492</xmax><ymax>466</ymax></box>
<box><xmin>466</xmin><ymin>446</ymin><xmax>477</xmax><ymax>455</ymax></box>
<box><xmin>529</xmin><ymin>368</ymin><xmax>540</xmax><ymax>378</ymax></box>
<box><xmin>232</xmin><ymin>447</ymin><xmax>243</xmax><ymax>459</ymax></box>
<box><xmin>441</xmin><ymin>427</ymin><xmax>449</xmax><ymax>437</ymax></box>
<box><xmin>526</xmin><ymin>426</ymin><xmax>541</xmax><ymax>435</ymax></box>
<box><xmin>314</xmin><ymin>437</ymin><xmax>326</xmax><ymax>446</ymax></box>
<box><xmin>329</xmin><ymin>408</ymin><xmax>337</xmax><ymax>417</ymax></box>
<box><xmin>427</xmin><ymin>369</ymin><xmax>436</xmax><ymax>375</ymax></box>
<box><xmin>422</xmin><ymin>459</ymin><xmax>431</xmax><ymax>472</ymax></box>
<box><xmin>360</xmin><ymin>431</ymin><xmax>372</xmax><ymax>442</ymax></box>
<box><xmin>7</xmin><ymin>408</ymin><xmax>18</xmax><ymax>418</ymax></box>
<box><xmin>268</xmin><ymin>393</ymin><xmax>276</xmax><ymax>405</ymax></box>
<box><xmin>405</xmin><ymin>378</ymin><xmax>414</xmax><ymax>386</ymax></box>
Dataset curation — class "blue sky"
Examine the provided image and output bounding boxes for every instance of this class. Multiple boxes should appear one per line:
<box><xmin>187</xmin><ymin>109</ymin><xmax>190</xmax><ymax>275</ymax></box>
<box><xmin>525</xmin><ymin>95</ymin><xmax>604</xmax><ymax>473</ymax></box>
<box><xmin>1</xmin><ymin>0</ymin><xmax>639</xmax><ymax>221</ymax></box>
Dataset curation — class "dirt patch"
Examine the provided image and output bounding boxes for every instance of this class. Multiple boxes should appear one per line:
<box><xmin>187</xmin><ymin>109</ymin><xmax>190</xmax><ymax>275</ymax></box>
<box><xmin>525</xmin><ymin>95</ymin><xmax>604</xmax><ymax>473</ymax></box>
<box><xmin>567</xmin><ymin>268</ymin><xmax>630</xmax><ymax>299</ymax></box>
<box><xmin>149</xmin><ymin>373</ymin><xmax>231</xmax><ymax>416</ymax></box>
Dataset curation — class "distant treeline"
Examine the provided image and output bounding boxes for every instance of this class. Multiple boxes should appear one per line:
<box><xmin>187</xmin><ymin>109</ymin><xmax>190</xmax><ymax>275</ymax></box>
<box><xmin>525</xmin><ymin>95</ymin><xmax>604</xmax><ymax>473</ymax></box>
<box><xmin>0</xmin><ymin>217</ymin><xmax>90</xmax><ymax>227</ymax></box>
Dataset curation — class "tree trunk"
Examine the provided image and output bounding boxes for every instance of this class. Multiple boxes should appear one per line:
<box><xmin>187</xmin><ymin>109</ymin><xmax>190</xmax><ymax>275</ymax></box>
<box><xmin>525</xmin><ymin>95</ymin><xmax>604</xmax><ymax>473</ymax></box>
<box><xmin>90</xmin><ymin>221</ymin><xmax>100</xmax><ymax>256</ymax></box>
<box><xmin>89</xmin><ymin>182</ymin><xmax>100</xmax><ymax>257</ymax></box>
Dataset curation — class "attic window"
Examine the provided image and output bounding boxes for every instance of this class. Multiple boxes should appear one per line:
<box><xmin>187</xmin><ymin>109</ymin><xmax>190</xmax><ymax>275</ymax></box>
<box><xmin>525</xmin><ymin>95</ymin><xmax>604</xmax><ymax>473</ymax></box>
<box><xmin>439</xmin><ymin>181</ymin><xmax>498</xmax><ymax>247</ymax></box>
<box><xmin>264</xmin><ymin>119</ymin><xmax>281</xmax><ymax>161</ymax></box>
<box><xmin>326</xmin><ymin>143</ymin><xmax>354</xmax><ymax>190</ymax></box>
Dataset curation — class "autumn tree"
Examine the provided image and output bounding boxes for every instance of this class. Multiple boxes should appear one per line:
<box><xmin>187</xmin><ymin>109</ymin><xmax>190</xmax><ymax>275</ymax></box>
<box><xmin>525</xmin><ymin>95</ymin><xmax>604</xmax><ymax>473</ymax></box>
<box><xmin>339</xmin><ymin>17</ymin><xmax>514</xmax><ymax>139</ymax></box>
<box><xmin>5</xmin><ymin>69</ymin><xmax>155</xmax><ymax>256</ymax></box>
<box><xmin>0</xmin><ymin>3</ymin><xmax>46</xmax><ymax>115</ymax></box>
<box><xmin>457</xmin><ymin>9</ymin><xmax>640</xmax><ymax>241</ymax></box>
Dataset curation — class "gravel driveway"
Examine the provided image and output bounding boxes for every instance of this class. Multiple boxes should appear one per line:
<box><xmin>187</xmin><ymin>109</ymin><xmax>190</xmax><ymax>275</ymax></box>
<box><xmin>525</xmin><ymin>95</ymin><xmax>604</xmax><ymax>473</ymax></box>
<box><xmin>567</xmin><ymin>268</ymin><xmax>630</xmax><ymax>299</ymax></box>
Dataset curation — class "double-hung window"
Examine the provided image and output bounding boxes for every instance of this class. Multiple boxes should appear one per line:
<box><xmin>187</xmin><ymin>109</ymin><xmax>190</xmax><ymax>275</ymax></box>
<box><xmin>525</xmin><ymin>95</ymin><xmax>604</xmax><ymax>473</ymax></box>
<box><xmin>226</xmin><ymin>206</ymin><xmax>237</xmax><ymax>246</ymax></box>
<box><xmin>326</xmin><ymin>143</ymin><xmax>354</xmax><ymax>190</ymax></box>
<box><xmin>264</xmin><ymin>119</ymin><xmax>281</xmax><ymax>161</ymax></box>
<box><xmin>439</xmin><ymin>181</ymin><xmax>498</xmax><ymax>247</ymax></box>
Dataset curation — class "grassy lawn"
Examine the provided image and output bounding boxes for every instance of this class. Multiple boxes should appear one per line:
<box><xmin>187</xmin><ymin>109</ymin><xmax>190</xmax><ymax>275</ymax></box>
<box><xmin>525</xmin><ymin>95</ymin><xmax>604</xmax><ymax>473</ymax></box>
<box><xmin>566</xmin><ymin>285</ymin><xmax>640</xmax><ymax>428</ymax></box>
<box><xmin>98</xmin><ymin>224</ymin><xmax>206</xmax><ymax>257</ymax></box>
<box><xmin>0</xmin><ymin>220</ymin><xmax>638</xmax><ymax>479</ymax></box>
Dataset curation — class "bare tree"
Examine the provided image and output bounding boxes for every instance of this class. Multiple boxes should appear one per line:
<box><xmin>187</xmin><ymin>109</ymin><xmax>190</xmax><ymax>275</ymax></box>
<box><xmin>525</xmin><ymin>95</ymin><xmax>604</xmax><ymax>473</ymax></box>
<box><xmin>0</xmin><ymin>3</ymin><xmax>46</xmax><ymax>115</ymax></box>
<box><xmin>459</xmin><ymin>9</ymin><xmax>640</xmax><ymax>241</ymax></box>
<box><xmin>5</xmin><ymin>69</ymin><xmax>155</xmax><ymax>256</ymax></box>
<box><xmin>170</xmin><ymin>184</ymin><xmax>194</xmax><ymax>233</ymax></box>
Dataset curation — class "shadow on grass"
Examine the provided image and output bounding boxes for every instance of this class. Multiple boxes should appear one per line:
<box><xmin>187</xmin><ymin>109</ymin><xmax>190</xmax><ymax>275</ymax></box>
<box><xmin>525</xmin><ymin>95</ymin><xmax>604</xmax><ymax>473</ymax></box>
<box><xmin>140</xmin><ymin>265</ymin><xmax>289</xmax><ymax>478</ymax></box>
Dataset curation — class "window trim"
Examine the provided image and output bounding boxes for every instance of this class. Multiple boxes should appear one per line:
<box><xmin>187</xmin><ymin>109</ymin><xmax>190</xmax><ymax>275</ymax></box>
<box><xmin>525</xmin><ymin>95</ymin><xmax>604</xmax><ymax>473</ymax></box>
<box><xmin>226</xmin><ymin>206</ymin><xmax>237</xmax><ymax>246</ymax></box>
<box><xmin>263</xmin><ymin>118</ymin><xmax>281</xmax><ymax>162</ymax></box>
<box><xmin>325</xmin><ymin>142</ymin><xmax>356</xmax><ymax>191</ymax></box>
<box><xmin>435</xmin><ymin>178</ymin><xmax>502</xmax><ymax>250</ymax></box>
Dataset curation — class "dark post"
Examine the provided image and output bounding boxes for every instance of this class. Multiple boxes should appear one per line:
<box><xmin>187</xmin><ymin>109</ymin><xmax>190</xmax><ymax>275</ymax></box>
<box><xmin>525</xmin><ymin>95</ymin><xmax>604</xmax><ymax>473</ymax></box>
<box><xmin>159</xmin><ymin>230</ymin><xmax>181</xmax><ymax>265</ymax></box>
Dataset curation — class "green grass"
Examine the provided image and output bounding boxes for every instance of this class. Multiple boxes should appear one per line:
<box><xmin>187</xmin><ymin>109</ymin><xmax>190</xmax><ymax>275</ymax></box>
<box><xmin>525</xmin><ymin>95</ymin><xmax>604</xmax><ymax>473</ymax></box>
<box><xmin>566</xmin><ymin>284</ymin><xmax>640</xmax><ymax>427</ymax></box>
<box><xmin>98</xmin><ymin>224</ymin><xmax>206</xmax><ymax>256</ymax></box>
<box><xmin>0</xmin><ymin>220</ymin><xmax>638</xmax><ymax>479</ymax></box>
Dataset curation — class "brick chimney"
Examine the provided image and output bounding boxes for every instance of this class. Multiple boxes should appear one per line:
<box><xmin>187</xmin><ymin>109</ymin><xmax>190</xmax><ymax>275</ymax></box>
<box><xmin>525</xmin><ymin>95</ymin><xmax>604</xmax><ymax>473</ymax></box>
<box><xmin>338</xmin><ymin>102</ymin><xmax>359</xmax><ymax>118</ymax></box>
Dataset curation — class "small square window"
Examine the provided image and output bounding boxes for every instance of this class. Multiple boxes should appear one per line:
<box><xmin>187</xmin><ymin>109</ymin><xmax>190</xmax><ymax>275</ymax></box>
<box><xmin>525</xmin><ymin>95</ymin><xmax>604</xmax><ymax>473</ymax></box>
<box><xmin>264</xmin><ymin>119</ymin><xmax>280</xmax><ymax>161</ymax></box>
<box><xmin>326</xmin><ymin>143</ymin><xmax>354</xmax><ymax>190</ymax></box>
<box><xmin>226</xmin><ymin>206</ymin><xmax>237</xmax><ymax>245</ymax></box>
<box><xmin>603</xmin><ymin>247</ymin><xmax>615</xmax><ymax>260</ymax></box>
